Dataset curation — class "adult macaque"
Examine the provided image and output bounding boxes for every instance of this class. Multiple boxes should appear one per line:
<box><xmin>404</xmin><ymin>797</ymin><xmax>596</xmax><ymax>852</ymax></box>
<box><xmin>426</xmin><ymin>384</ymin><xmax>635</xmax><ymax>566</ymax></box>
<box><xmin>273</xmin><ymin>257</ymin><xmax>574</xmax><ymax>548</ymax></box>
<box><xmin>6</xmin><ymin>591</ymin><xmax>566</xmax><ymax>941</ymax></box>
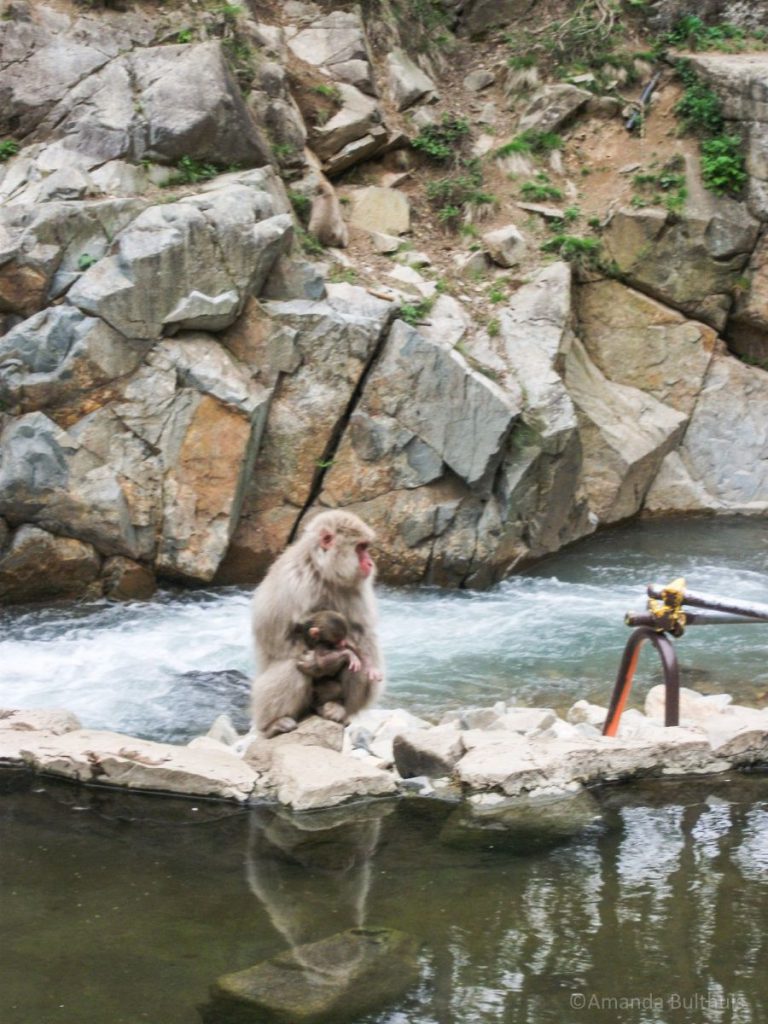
<box><xmin>250</xmin><ymin>510</ymin><xmax>384</xmax><ymax>738</ymax></box>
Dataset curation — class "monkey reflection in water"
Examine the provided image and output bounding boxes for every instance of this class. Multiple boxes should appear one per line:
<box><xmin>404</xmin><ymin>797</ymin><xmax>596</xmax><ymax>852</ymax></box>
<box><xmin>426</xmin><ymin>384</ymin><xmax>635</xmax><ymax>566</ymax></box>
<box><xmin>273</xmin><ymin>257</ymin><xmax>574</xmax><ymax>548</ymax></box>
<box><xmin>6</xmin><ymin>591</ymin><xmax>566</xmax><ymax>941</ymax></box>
<box><xmin>245</xmin><ymin>802</ymin><xmax>393</xmax><ymax>981</ymax></box>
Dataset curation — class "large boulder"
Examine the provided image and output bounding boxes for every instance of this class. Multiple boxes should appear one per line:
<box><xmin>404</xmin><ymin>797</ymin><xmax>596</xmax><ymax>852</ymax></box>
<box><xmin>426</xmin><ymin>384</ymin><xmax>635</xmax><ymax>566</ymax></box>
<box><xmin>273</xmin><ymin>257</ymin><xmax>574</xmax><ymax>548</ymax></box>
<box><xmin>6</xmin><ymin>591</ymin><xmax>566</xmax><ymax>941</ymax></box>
<box><xmin>0</xmin><ymin>197</ymin><xmax>145</xmax><ymax>317</ymax></box>
<box><xmin>285</xmin><ymin>10</ymin><xmax>375</xmax><ymax>94</ymax></box>
<box><xmin>644</xmin><ymin>352</ymin><xmax>768</xmax><ymax>514</ymax></box>
<box><xmin>386</xmin><ymin>48</ymin><xmax>437</xmax><ymax>111</ymax></box>
<box><xmin>309</xmin><ymin>83</ymin><xmax>383</xmax><ymax>162</ymax></box>
<box><xmin>603</xmin><ymin>159</ymin><xmax>759</xmax><ymax>330</ymax></box>
<box><xmin>517</xmin><ymin>84</ymin><xmax>592</xmax><ymax>134</ymax></box>
<box><xmin>68</xmin><ymin>176</ymin><xmax>293</xmax><ymax>339</ymax></box>
<box><xmin>217</xmin><ymin>287</ymin><xmax>396</xmax><ymax>581</ymax></box>
<box><xmin>0</xmin><ymin>524</ymin><xmax>101</xmax><ymax>602</ymax></box>
<box><xmin>31</xmin><ymin>41</ymin><xmax>271</xmax><ymax>167</ymax></box>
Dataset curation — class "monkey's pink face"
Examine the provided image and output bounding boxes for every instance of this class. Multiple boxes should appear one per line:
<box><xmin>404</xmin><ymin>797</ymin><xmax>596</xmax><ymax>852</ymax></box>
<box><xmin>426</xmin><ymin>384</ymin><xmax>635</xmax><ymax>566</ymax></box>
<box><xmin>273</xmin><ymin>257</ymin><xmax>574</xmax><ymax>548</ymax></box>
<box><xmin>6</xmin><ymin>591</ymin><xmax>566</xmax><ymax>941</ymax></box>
<box><xmin>356</xmin><ymin>542</ymin><xmax>374</xmax><ymax>579</ymax></box>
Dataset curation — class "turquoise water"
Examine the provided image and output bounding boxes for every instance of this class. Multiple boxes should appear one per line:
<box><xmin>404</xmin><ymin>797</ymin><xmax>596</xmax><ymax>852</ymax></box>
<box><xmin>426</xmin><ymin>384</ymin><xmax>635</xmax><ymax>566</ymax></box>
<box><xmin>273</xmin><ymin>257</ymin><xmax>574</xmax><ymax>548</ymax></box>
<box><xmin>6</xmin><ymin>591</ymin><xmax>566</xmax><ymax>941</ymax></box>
<box><xmin>0</xmin><ymin>517</ymin><xmax>767</xmax><ymax>739</ymax></box>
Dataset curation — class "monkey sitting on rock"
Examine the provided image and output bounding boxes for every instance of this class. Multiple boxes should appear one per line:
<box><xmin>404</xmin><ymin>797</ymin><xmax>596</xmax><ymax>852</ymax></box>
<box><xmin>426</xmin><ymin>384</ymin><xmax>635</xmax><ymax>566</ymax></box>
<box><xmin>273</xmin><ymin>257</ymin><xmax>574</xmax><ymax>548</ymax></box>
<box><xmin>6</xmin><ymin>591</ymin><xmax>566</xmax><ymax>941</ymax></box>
<box><xmin>250</xmin><ymin>510</ymin><xmax>384</xmax><ymax>739</ymax></box>
<box><xmin>295</xmin><ymin>610</ymin><xmax>362</xmax><ymax>725</ymax></box>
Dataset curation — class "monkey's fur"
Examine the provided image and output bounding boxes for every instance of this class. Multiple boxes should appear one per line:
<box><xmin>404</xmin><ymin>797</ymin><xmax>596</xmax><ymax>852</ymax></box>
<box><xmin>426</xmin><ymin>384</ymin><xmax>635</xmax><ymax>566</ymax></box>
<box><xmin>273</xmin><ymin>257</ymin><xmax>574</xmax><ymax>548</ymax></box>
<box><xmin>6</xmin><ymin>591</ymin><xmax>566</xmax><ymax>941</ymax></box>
<box><xmin>251</xmin><ymin>510</ymin><xmax>384</xmax><ymax>738</ymax></box>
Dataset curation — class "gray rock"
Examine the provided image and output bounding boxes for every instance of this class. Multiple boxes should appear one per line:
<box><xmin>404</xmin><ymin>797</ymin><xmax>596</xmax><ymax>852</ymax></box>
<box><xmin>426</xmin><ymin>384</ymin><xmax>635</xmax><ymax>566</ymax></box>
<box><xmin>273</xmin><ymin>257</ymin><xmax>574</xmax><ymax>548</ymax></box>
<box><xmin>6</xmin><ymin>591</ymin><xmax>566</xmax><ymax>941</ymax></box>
<box><xmin>482</xmin><ymin>223</ymin><xmax>527</xmax><ymax>267</ymax></box>
<box><xmin>518</xmin><ymin>84</ymin><xmax>592</xmax><ymax>134</ymax></box>
<box><xmin>349</xmin><ymin>186</ymin><xmax>410</xmax><ymax>236</ymax></box>
<box><xmin>310</xmin><ymin>84</ymin><xmax>382</xmax><ymax>161</ymax></box>
<box><xmin>393</xmin><ymin>725</ymin><xmax>465</xmax><ymax>778</ymax></box>
<box><xmin>68</xmin><ymin>184</ymin><xmax>292</xmax><ymax>339</ymax></box>
<box><xmin>0</xmin><ymin>707</ymin><xmax>82</xmax><ymax>735</ymax></box>
<box><xmin>20</xmin><ymin>728</ymin><xmax>259</xmax><ymax>801</ymax></box>
<box><xmin>464</xmin><ymin>69</ymin><xmax>495</xmax><ymax>91</ymax></box>
<box><xmin>440</xmin><ymin>791</ymin><xmax>603</xmax><ymax>853</ymax></box>
<box><xmin>267</xmin><ymin>744</ymin><xmax>397</xmax><ymax>810</ymax></box>
<box><xmin>460</xmin><ymin>0</ymin><xmax>535</xmax><ymax>36</ymax></box>
<box><xmin>262</xmin><ymin>256</ymin><xmax>327</xmax><ymax>301</ymax></box>
<box><xmin>323</xmin><ymin>126</ymin><xmax>390</xmax><ymax>176</ymax></box>
<box><xmin>565</xmin><ymin>338</ymin><xmax>687</xmax><ymax>523</ymax></box>
<box><xmin>205</xmin><ymin>928</ymin><xmax>420</xmax><ymax>1024</ymax></box>
<box><xmin>285</xmin><ymin>10</ymin><xmax>375</xmax><ymax>94</ymax></box>
<box><xmin>0</xmin><ymin>525</ymin><xmax>101</xmax><ymax>603</ymax></box>
<box><xmin>386</xmin><ymin>48</ymin><xmax>438</xmax><ymax>111</ymax></box>
<box><xmin>35</xmin><ymin>41</ymin><xmax>271</xmax><ymax>167</ymax></box>
<box><xmin>0</xmin><ymin>306</ymin><xmax>148</xmax><ymax>413</ymax></box>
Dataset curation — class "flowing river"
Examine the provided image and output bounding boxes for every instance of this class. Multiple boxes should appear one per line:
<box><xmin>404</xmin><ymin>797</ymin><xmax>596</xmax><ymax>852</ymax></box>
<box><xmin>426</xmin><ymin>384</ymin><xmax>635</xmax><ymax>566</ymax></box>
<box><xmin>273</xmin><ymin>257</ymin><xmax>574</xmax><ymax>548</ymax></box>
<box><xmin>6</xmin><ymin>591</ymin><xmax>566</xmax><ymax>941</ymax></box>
<box><xmin>2</xmin><ymin>516</ymin><xmax>768</xmax><ymax>1024</ymax></box>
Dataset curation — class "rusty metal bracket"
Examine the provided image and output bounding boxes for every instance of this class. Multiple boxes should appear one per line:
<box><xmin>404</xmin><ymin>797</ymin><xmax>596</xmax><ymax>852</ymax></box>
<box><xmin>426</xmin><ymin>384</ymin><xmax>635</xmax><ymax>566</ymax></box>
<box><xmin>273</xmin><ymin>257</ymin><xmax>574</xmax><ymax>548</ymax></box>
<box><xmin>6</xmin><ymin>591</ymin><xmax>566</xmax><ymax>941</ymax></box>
<box><xmin>602</xmin><ymin>626</ymin><xmax>680</xmax><ymax>737</ymax></box>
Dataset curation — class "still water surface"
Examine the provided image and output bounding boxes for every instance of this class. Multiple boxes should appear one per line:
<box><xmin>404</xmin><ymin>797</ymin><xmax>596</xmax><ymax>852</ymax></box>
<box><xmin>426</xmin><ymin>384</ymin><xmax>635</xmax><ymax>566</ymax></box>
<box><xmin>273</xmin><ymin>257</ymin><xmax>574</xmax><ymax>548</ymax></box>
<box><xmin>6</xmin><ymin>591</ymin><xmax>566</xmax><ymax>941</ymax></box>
<box><xmin>2</xmin><ymin>516</ymin><xmax>768</xmax><ymax>1024</ymax></box>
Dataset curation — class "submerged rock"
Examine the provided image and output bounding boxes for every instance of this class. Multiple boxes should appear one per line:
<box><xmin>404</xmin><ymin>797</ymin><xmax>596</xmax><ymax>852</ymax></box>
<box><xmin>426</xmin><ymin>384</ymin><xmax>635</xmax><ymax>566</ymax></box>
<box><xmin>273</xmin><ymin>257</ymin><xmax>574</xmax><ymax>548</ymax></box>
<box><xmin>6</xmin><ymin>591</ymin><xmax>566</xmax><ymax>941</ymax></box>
<box><xmin>440</xmin><ymin>790</ymin><xmax>603</xmax><ymax>853</ymax></box>
<box><xmin>204</xmin><ymin>927</ymin><xmax>421</xmax><ymax>1024</ymax></box>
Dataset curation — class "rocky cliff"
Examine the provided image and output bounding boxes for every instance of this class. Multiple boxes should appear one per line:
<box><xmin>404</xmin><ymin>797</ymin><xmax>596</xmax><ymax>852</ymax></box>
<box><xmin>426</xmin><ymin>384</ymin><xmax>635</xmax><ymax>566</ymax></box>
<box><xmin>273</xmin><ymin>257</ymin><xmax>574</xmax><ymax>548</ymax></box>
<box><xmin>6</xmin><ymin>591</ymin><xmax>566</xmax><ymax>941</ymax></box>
<box><xmin>1</xmin><ymin>0</ymin><xmax>767</xmax><ymax>601</ymax></box>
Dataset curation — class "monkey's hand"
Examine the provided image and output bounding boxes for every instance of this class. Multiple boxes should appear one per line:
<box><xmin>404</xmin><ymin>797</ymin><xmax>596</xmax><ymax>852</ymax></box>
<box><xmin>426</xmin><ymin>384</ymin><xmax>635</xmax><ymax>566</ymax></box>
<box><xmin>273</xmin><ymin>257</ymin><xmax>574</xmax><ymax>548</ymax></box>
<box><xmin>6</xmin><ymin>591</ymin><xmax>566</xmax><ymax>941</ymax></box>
<box><xmin>317</xmin><ymin>701</ymin><xmax>348</xmax><ymax>724</ymax></box>
<box><xmin>362</xmin><ymin>660</ymin><xmax>383</xmax><ymax>685</ymax></box>
<box><xmin>344</xmin><ymin>649</ymin><xmax>362</xmax><ymax>673</ymax></box>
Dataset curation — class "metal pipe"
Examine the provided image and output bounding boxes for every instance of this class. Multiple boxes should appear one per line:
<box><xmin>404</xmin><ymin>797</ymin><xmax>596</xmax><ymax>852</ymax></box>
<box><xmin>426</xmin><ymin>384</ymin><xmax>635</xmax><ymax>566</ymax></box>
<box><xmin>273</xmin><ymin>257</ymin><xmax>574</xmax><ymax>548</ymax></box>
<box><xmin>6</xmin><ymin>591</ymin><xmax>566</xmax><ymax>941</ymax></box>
<box><xmin>647</xmin><ymin>584</ymin><xmax>768</xmax><ymax>621</ymax></box>
<box><xmin>626</xmin><ymin>609</ymin><xmax>768</xmax><ymax>628</ymax></box>
<box><xmin>603</xmin><ymin>627</ymin><xmax>679</xmax><ymax>737</ymax></box>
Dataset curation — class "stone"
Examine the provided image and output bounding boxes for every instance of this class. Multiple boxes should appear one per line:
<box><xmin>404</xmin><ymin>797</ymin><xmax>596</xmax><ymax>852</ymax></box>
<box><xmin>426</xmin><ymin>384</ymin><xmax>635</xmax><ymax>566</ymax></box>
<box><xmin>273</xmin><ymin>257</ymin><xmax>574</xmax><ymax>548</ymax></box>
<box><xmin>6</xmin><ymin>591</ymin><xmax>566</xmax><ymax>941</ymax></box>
<box><xmin>728</xmin><ymin>231</ymin><xmax>768</xmax><ymax>362</ymax></box>
<box><xmin>310</xmin><ymin>84</ymin><xmax>382</xmax><ymax>161</ymax></box>
<box><xmin>21</xmin><ymin>729</ymin><xmax>258</xmax><ymax>801</ymax></box>
<box><xmin>370</xmin><ymin>231</ymin><xmax>402</xmax><ymax>254</ymax></box>
<box><xmin>205</xmin><ymin>928</ymin><xmax>420</xmax><ymax>1024</ymax></box>
<box><xmin>261</xmin><ymin>256</ymin><xmax>327</xmax><ymax>302</ymax></box>
<box><xmin>68</xmin><ymin>181</ymin><xmax>293</xmax><ymax>340</ymax></box>
<box><xmin>464</xmin><ymin>69</ymin><xmax>495</xmax><ymax>92</ymax></box>
<box><xmin>453</xmin><ymin>250</ymin><xmax>489</xmax><ymax>275</ymax></box>
<box><xmin>267</xmin><ymin>744</ymin><xmax>397</xmax><ymax>810</ymax></box>
<box><xmin>349</xmin><ymin>187</ymin><xmax>410</xmax><ymax>235</ymax></box>
<box><xmin>440</xmin><ymin>703</ymin><xmax>507</xmax><ymax>729</ymax></box>
<box><xmin>482</xmin><ymin>224</ymin><xmax>527</xmax><ymax>268</ymax></box>
<box><xmin>578</xmin><ymin>280</ymin><xmax>717</xmax><ymax>416</ymax></box>
<box><xmin>517</xmin><ymin>84</ymin><xmax>592</xmax><ymax>134</ymax></box>
<box><xmin>644</xmin><ymin>353</ymin><xmax>768</xmax><ymax>515</ymax></box>
<box><xmin>460</xmin><ymin>0</ymin><xmax>535</xmax><ymax>36</ymax></box>
<box><xmin>0</xmin><ymin>306</ymin><xmax>149</xmax><ymax>414</ymax></box>
<box><xmin>489</xmin><ymin>708</ymin><xmax>558</xmax><ymax>733</ymax></box>
<box><xmin>393</xmin><ymin>725</ymin><xmax>465</xmax><ymax>778</ymax></box>
<box><xmin>416</xmin><ymin>294</ymin><xmax>471</xmax><ymax>350</ymax></box>
<box><xmin>0</xmin><ymin>524</ymin><xmax>102</xmax><ymax>603</ymax></box>
<box><xmin>217</xmin><ymin>289</ymin><xmax>395</xmax><ymax>580</ymax></box>
<box><xmin>35</xmin><ymin>41</ymin><xmax>271</xmax><ymax>167</ymax></box>
<box><xmin>440</xmin><ymin>790</ymin><xmax>603</xmax><ymax>853</ymax></box>
<box><xmin>603</xmin><ymin>161</ymin><xmax>759</xmax><ymax>331</ymax></box>
<box><xmin>323</xmin><ymin>126</ymin><xmax>391</xmax><ymax>176</ymax></box>
<box><xmin>0</xmin><ymin>707</ymin><xmax>81</xmax><ymax>735</ymax></box>
<box><xmin>564</xmin><ymin>338</ymin><xmax>687</xmax><ymax>523</ymax></box>
<box><xmin>285</xmin><ymin>10</ymin><xmax>375</xmax><ymax>94</ymax></box>
<box><xmin>100</xmin><ymin>556</ymin><xmax>156</xmax><ymax>600</ymax></box>
<box><xmin>386</xmin><ymin>49</ymin><xmax>438</xmax><ymax>111</ymax></box>
<box><xmin>567</xmin><ymin>700</ymin><xmax>609</xmax><ymax>730</ymax></box>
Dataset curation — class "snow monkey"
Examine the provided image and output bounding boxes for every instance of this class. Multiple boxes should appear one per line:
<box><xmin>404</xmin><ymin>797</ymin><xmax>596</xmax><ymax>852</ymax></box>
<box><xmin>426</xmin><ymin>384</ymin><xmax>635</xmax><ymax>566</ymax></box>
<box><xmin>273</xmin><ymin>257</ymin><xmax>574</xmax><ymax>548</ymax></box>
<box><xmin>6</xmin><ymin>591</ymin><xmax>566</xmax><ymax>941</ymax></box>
<box><xmin>296</xmin><ymin>610</ymin><xmax>362</xmax><ymax>725</ymax></box>
<box><xmin>250</xmin><ymin>510</ymin><xmax>384</xmax><ymax>738</ymax></box>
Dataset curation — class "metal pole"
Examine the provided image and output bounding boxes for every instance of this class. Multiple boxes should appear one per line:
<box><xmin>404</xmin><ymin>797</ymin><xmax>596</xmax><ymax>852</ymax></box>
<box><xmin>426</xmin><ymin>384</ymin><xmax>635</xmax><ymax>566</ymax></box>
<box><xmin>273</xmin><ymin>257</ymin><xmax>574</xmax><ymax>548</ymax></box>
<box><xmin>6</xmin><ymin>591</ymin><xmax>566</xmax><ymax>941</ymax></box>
<box><xmin>626</xmin><ymin>609</ymin><xmax>768</xmax><ymax>628</ymax></box>
<box><xmin>647</xmin><ymin>584</ymin><xmax>768</xmax><ymax>621</ymax></box>
<box><xmin>603</xmin><ymin>627</ymin><xmax>680</xmax><ymax>737</ymax></box>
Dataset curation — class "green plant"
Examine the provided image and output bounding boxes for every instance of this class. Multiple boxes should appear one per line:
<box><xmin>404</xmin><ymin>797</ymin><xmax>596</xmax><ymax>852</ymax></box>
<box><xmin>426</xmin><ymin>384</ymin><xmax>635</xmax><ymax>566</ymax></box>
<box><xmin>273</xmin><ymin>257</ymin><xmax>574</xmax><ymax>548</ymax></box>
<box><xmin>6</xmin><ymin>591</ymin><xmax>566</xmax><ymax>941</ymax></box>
<box><xmin>312</xmin><ymin>82</ymin><xmax>341</xmax><ymax>101</ymax></box>
<box><xmin>488</xmin><ymin>286</ymin><xmax>505</xmax><ymax>303</ymax></box>
<box><xmin>77</xmin><ymin>253</ymin><xmax>98</xmax><ymax>271</ymax></box>
<box><xmin>399</xmin><ymin>297</ymin><xmax>435</xmax><ymax>326</ymax></box>
<box><xmin>494</xmin><ymin>130</ymin><xmax>562</xmax><ymax>160</ymax></box>
<box><xmin>426</xmin><ymin>163</ymin><xmax>494</xmax><ymax>230</ymax></box>
<box><xmin>0</xmin><ymin>139</ymin><xmax>19</xmax><ymax>161</ymax></box>
<box><xmin>674</xmin><ymin>61</ymin><xmax>724</xmax><ymax>134</ymax></box>
<box><xmin>508</xmin><ymin>54</ymin><xmax>537</xmax><ymax>70</ymax></box>
<box><xmin>176</xmin><ymin>27</ymin><xmax>194</xmax><ymax>43</ymax></box>
<box><xmin>664</xmin><ymin>15</ymin><xmax>748</xmax><ymax>52</ymax></box>
<box><xmin>412</xmin><ymin>115</ymin><xmax>470</xmax><ymax>163</ymax></box>
<box><xmin>272</xmin><ymin>142</ymin><xmax>297</xmax><ymax>162</ymax></box>
<box><xmin>328</xmin><ymin>266</ymin><xmax>357</xmax><ymax>284</ymax></box>
<box><xmin>297</xmin><ymin>227</ymin><xmax>324</xmax><ymax>256</ymax></box>
<box><xmin>487</xmin><ymin>318</ymin><xmax>500</xmax><ymax>337</ymax></box>
<box><xmin>563</xmin><ymin>205</ymin><xmax>581</xmax><ymax>223</ymax></box>
<box><xmin>520</xmin><ymin>174</ymin><xmax>563</xmax><ymax>201</ymax></box>
<box><xmin>162</xmin><ymin>155</ymin><xmax>220</xmax><ymax>186</ymax></box>
<box><xmin>541</xmin><ymin>234</ymin><xmax>601</xmax><ymax>265</ymax></box>
<box><xmin>700</xmin><ymin>135</ymin><xmax>747</xmax><ymax>195</ymax></box>
<box><xmin>587</xmin><ymin>215</ymin><xmax>601</xmax><ymax>228</ymax></box>
<box><xmin>288</xmin><ymin>190</ymin><xmax>311</xmax><ymax>226</ymax></box>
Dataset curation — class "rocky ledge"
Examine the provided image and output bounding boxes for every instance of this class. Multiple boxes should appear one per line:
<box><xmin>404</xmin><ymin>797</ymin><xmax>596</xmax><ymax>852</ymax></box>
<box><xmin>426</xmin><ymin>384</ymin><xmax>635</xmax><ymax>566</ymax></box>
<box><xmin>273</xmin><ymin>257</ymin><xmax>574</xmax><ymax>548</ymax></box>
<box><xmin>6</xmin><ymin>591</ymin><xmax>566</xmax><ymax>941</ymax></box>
<box><xmin>2</xmin><ymin>684</ymin><xmax>768</xmax><ymax>811</ymax></box>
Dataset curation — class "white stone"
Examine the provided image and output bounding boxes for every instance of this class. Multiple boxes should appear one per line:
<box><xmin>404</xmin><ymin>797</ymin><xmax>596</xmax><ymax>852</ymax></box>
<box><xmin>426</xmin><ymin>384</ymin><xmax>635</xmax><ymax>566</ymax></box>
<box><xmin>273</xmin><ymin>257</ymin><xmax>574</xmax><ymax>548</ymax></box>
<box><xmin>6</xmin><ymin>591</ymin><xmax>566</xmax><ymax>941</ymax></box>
<box><xmin>268</xmin><ymin>744</ymin><xmax>397</xmax><ymax>810</ymax></box>
<box><xmin>350</xmin><ymin>187</ymin><xmax>410</xmax><ymax>235</ymax></box>
<box><xmin>482</xmin><ymin>224</ymin><xmax>527</xmax><ymax>268</ymax></box>
<box><xmin>0</xmin><ymin>708</ymin><xmax>81</xmax><ymax>734</ymax></box>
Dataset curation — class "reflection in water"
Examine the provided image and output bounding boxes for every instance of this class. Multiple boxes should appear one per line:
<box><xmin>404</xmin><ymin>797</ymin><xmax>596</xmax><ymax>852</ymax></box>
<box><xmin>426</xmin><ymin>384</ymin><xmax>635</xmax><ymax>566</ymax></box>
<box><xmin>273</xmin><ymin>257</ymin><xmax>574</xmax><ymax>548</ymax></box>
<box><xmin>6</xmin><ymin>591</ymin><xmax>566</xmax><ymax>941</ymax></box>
<box><xmin>1</xmin><ymin>774</ymin><xmax>768</xmax><ymax>1024</ymax></box>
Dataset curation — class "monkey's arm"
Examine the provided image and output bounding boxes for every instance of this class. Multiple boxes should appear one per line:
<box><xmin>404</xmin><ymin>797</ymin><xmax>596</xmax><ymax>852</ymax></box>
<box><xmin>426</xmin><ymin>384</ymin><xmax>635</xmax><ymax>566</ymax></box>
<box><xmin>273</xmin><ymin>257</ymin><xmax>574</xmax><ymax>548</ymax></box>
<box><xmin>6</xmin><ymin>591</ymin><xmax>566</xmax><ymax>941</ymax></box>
<box><xmin>297</xmin><ymin>648</ymin><xmax>356</xmax><ymax>678</ymax></box>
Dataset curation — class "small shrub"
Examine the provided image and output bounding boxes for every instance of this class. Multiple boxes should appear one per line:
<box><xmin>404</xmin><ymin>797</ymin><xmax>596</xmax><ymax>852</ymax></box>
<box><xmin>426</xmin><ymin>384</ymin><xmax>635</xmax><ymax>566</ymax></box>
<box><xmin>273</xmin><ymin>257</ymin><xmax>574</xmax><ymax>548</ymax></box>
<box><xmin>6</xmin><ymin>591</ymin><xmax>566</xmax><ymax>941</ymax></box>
<box><xmin>700</xmin><ymin>135</ymin><xmax>747</xmax><ymax>195</ymax></box>
<box><xmin>412</xmin><ymin>115</ymin><xmax>470</xmax><ymax>163</ymax></box>
<box><xmin>176</xmin><ymin>27</ymin><xmax>194</xmax><ymax>43</ymax></box>
<box><xmin>313</xmin><ymin>82</ymin><xmax>341</xmax><ymax>101</ymax></box>
<box><xmin>400</xmin><ymin>297</ymin><xmax>435</xmax><ymax>326</ymax></box>
<box><xmin>77</xmin><ymin>253</ymin><xmax>98</xmax><ymax>271</ymax></box>
<box><xmin>541</xmin><ymin>234</ymin><xmax>601</xmax><ymax>265</ymax></box>
<box><xmin>426</xmin><ymin>163</ymin><xmax>494</xmax><ymax>230</ymax></box>
<box><xmin>487</xmin><ymin>318</ymin><xmax>500</xmax><ymax>337</ymax></box>
<box><xmin>297</xmin><ymin>227</ymin><xmax>324</xmax><ymax>256</ymax></box>
<box><xmin>674</xmin><ymin>61</ymin><xmax>724</xmax><ymax>135</ymax></box>
<box><xmin>0</xmin><ymin>139</ymin><xmax>19</xmax><ymax>162</ymax></box>
<box><xmin>328</xmin><ymin>266</ymin><xmax>357</xmax><ymax>284</ymax></box>
<box><xmin>288</xmin><ymin>190</ymin><xmax>311</xmax><ymax>226</ymax></box>
<box><xmin>520</xmin><ymin>175</ymin><xmax>563</xmax><ymax>201</ymax></box>
<box><xmin>494</xmin><ymin>130</ymin><xmax>562</xmax><ymax>160</ymax></box>
<box><xmin>162</xmin><ymin>155</ymin><xmax>220</xmax><ymax>186</ymax></box>
<box><xmin>664</xmin><ymin>15</ymin><xmax>747</xmax><ymax>52</ymax></box>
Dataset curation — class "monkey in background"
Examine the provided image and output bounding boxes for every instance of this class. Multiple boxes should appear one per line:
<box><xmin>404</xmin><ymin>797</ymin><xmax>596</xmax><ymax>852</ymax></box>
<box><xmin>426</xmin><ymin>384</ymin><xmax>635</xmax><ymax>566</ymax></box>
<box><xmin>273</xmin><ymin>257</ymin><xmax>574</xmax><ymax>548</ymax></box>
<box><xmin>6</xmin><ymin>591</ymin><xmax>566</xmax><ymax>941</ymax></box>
<box><xmin>296</xmin><ymin>610</ymin><xmax>362</xmax><ymax>725</ymax></box>
<box><xmin>250</xmin><ymin>510</ymin><xmax>384</xmax><ymax>739</ymax></box>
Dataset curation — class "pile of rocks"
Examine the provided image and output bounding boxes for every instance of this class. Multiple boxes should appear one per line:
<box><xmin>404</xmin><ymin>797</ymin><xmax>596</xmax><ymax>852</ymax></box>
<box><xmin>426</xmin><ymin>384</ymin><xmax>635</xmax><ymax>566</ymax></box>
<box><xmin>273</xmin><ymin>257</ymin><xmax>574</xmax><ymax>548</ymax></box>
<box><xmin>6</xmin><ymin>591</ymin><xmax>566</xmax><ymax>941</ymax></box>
<box><xmin>3</xmin><ymin>684</ymin><xmax>767</xmax><ymax>811</ymax></box>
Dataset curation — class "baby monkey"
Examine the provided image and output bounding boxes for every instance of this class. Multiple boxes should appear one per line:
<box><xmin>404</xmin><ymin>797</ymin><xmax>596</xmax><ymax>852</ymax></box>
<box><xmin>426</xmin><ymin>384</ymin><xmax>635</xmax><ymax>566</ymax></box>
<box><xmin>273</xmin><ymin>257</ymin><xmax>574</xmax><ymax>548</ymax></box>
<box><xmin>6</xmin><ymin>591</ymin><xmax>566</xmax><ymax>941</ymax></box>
<box><xmin>296</xmin><ymin>610</ymin><xmax>362</xmax><ymax>725</ymax></box>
